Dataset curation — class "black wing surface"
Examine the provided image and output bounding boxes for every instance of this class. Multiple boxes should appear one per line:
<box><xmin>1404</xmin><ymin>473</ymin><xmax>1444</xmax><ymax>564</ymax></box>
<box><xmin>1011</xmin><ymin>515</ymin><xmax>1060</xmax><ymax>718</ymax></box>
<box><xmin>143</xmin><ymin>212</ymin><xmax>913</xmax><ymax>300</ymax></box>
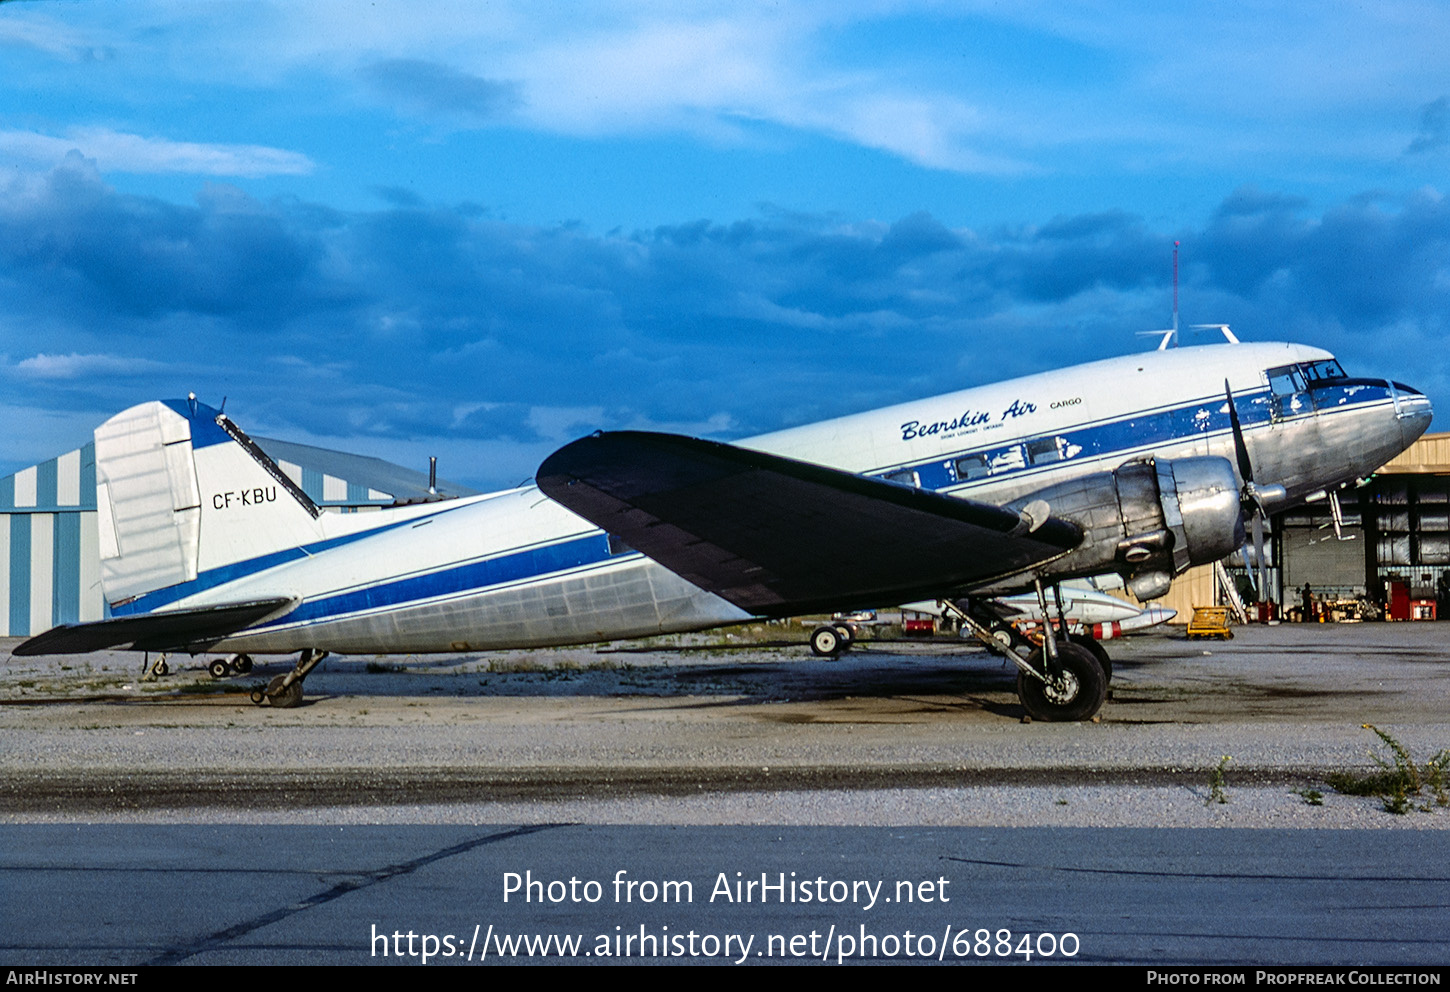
<box><xmin>536</xmin><ymin>432</ymin><xmax>1081</xmax><ymax>616</ymax></box>
<box><xmin>11</xmin><ymin>598</ymin><xmax>296</xmax><ymax>656</ymax></box>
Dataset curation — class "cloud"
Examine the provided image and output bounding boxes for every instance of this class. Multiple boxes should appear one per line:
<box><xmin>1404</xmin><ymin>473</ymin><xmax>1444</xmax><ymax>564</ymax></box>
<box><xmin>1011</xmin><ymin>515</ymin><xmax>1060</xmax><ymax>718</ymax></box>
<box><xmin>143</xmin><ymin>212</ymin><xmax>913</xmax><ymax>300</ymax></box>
<box><xmin>9</xmin><ymin>353</ymin><xmax>170</xmax><ymax>380</ymax></box>
<box><xmin>0</xmin><ymin>128</ymin><xmax>314</xmax><ymax>177</ymax></box>
<box><xmin>359</xmin><ymin>59</ymin><xmax>523</xmax><ymax>123</ymax></box>
<box><xmin>2</xmin><ymin>156</ymin><xmax>1445</xmax><ymax>488</ymax></box>
<box><xmin>1406</xmin><ymin>96</ymin><xmax>1450</xmax><ymax>156</ymax></box>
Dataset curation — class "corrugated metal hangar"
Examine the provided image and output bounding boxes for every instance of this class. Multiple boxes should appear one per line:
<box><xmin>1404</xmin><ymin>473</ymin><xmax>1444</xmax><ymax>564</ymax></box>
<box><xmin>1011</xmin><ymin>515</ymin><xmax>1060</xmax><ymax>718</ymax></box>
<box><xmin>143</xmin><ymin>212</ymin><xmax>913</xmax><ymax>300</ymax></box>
<box><xmin>0</xmin><ymin>437</ymin><xmax>475</xmax><ymax>638</ymax></box>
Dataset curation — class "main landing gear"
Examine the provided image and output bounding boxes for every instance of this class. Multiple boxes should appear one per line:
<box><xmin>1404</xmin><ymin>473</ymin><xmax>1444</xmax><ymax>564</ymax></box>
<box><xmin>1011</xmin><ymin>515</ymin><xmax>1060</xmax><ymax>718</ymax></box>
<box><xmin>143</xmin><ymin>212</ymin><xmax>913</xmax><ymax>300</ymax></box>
<box><xmin>946</xmin><ymin>581</ymin><xmax>1110</xmax><ymax>722</ymax></box>
<box><xmin>809</xmin><ymin>622</ymin><xmax>856</xmax><ymax>657</ymax></box>
<box><xmin>249</xmin><ymin>649</ymin><xmax>328</xmax><ymax>709</ymax></box>
<box><xmin>208</xmin><ymin>654</ymin><xmax>254</xmax><ymax>679</ymax></box>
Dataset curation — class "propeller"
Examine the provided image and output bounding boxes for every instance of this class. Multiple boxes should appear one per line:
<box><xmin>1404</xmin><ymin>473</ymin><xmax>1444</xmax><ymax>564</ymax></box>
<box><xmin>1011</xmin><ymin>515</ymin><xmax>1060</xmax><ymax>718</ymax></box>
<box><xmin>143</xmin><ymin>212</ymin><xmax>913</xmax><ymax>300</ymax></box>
<box><xmin>1224</xmin><ymin>380</ymin><xmax>1285</xmax><ymax>602</ymax></box>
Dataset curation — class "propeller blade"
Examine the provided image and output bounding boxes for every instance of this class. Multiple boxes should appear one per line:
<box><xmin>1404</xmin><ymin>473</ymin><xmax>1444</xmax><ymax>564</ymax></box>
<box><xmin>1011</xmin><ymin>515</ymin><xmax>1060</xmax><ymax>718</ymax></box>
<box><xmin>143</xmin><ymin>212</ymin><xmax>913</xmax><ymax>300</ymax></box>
<box><xmin>1224</xmin><ymin>380</ymin><xmax>1254</xmax><ymax>485</ymax></box>
<box><xmin>1252</xmin><ymin>512</ymin><xmax>1268</xmax><ymax>601</ymax></box>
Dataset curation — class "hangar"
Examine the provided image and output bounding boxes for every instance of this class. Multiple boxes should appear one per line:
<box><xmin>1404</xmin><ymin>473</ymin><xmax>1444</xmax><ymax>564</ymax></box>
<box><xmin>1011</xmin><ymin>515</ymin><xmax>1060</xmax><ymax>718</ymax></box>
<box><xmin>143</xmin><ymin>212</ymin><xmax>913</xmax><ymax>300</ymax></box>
<box><xmin>1158</xmin><ymin>432</ymin><xmax>1450</xmax><ymax>622</ymax></box>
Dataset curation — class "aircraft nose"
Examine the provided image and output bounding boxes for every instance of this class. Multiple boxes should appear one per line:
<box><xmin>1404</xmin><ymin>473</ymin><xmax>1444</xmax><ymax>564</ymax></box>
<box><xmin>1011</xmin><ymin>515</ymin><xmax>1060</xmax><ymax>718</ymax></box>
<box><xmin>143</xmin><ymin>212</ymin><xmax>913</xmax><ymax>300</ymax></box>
<box><xmin>1391</xmin><ymin>380</ymin><xmax>1434</xmax><ymax>448</ymax></box>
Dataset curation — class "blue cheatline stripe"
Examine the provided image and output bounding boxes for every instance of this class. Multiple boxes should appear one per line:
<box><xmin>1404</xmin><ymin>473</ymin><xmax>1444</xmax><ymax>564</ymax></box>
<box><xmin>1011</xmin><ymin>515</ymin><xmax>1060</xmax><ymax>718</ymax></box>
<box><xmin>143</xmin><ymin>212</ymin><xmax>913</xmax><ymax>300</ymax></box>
<box><xmin>52</xmin><ymin>512</ymin><xmax>80</xmax><ymax>626</ymax></box>
<box><xmin>872</xmin><ymin>384</ymin><xmax>1394</xmax><ymax>490</ymax></box>
<box><xmin>108</xmin><ymin>513</ymin><xmax>445</xmax><ymax>616</ymax></box>
<box><xmin>10</xmin><ymin>515</ymin><xmax>30</xmax><ymax>636</ymax></box>
<box><xmin>272</xmin><ymin>533</ymin><xmax>618</xmax><ymax>628</ymax></box>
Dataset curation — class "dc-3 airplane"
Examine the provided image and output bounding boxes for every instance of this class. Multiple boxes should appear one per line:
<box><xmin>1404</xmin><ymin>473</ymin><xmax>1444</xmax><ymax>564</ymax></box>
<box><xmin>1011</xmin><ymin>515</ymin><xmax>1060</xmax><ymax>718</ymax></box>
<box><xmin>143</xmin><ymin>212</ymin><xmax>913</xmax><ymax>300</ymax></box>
<box><xmin>12</xmin><ymin>340</ymin><xmax>1431</xmax><ymax>721</ymax></box>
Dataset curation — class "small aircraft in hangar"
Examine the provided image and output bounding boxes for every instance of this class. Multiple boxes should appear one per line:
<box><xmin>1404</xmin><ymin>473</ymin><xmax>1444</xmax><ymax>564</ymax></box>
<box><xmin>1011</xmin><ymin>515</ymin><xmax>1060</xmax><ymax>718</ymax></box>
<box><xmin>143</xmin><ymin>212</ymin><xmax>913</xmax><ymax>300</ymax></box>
<box><xmin>12</xmin><ymin>340</ymin><xmax>1431</xmax><ymax>721</ymax></box>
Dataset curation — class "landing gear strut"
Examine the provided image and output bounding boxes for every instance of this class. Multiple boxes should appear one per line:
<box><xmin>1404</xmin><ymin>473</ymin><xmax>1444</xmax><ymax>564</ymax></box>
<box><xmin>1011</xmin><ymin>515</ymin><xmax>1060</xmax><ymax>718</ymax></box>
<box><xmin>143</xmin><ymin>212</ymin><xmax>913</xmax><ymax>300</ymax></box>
<box><xmin>249</xmin><ymin>649</ymin><xmax>327</xmax><ymax>708</ymax></box>
<box><xmin>945</xmin><ymin>581</ymin><xmax>1110</xmax><ymax>722</ymax></box>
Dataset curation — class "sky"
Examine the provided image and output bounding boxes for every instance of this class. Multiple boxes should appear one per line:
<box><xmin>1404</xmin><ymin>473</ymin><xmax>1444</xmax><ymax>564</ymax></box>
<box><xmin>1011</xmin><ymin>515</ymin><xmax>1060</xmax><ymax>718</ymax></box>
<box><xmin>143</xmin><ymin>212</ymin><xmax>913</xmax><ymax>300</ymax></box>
<box><xmin>2</xmin><ymin>0</ymin><xmax>1449</xmax><ymax>489</ymax></box>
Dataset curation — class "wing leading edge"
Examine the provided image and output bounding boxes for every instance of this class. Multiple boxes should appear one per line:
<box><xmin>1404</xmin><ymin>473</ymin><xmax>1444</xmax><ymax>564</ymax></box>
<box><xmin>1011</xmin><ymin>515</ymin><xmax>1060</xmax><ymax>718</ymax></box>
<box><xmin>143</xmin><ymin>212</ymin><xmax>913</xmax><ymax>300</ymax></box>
<box><xmin>537</xmin><ymin>431</ymin><xmax>1082</xmax><ymax>617</ymax></box>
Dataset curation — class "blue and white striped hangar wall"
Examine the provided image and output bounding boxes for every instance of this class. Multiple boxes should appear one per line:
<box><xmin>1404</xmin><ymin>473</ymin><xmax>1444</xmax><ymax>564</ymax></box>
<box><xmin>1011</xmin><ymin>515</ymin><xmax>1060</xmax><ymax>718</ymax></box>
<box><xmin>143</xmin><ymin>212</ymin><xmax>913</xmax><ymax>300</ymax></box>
<box><xmin>0</xmin><ymin>437</ymin><xmax>477</xmax><ymax>637</ymax></box>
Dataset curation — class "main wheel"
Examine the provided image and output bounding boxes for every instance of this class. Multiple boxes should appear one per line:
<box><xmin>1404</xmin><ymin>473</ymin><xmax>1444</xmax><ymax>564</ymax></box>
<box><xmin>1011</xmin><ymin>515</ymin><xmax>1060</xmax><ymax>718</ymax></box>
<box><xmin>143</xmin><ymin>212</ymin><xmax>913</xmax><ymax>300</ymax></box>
<box><xmin>265</xmin><ymin>675</ymin><xmax>304</xmax><ymax>709</ymax></box>
<box><xmin>208</xmin><ymin>659</ymin><xmax>231</xmax><ymax>679</ymax></box>
<box><xmin>1017</xmin><ymin>642</ymin><xmax>1107</xmax><ymax>722</ymax></box>
<box><xmin>810</xmin><ymin>625</ymin><xmax>844</xmax><ymax>657</ymax></box>
<box><xmin>230</xmin><ymin>654</ymin><xmax>253</xmax><ymax>675</ymax></box>
<box><xmin>833</xmin><ymin>623</ymin><xmax>856</xmax><ymax>648</ymax></box>
<box><xmin>1066</xmin><ymin>633</ymin><xmax>1112</xmax><ymax>683</ymax></box>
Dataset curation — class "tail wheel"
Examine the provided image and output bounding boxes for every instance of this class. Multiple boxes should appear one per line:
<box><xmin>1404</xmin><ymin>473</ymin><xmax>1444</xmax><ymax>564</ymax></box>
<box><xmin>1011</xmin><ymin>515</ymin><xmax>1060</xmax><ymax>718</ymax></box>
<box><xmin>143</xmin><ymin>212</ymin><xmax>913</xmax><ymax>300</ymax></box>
<box><xmin>810</xmin><ymin>625</ymin><xmax>844</xmax><ymax>657</ymax></box>
<box><xmin>1017</xmin><ymin>642</ymin><xmax>1107</xmax><ymax>722</ymax></box>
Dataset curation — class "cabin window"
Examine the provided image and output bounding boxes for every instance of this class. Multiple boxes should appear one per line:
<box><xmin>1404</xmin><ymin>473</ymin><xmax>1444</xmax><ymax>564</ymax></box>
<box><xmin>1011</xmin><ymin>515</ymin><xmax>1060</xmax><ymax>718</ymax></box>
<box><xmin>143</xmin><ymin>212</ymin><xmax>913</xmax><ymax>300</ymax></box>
<box><xmin>953</xmin><ymin>453</ymin><xmax>990</xmax><ymax>480</ymax></box>
<box><xmin>1026</xmin><ymin>435</ymin><xmax>1082</xmax><ymax>465</ymax></box>
<box><xmin>988</xmin><ymin>445</ymin><xmax>1027</xmax><ymax>475</ymax></box>
<box><xmin>883</xmin><ymin>468</ymin><xmax>920</xmax><ymax>487</ymax></box>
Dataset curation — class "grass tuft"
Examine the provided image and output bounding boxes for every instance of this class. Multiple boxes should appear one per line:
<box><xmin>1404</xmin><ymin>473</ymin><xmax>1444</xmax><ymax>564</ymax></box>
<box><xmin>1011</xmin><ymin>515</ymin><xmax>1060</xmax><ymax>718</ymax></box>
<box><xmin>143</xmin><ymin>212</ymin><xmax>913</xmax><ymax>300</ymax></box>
<box><xmin>1325</xmin><ymin>724</ymin><xmax>1450</xmax><ymax>815</ymax></box>
<box><xmin>1206</xmin><ymin>755</ymin><xmax>1232</xmax><ymax>805</ymax></box>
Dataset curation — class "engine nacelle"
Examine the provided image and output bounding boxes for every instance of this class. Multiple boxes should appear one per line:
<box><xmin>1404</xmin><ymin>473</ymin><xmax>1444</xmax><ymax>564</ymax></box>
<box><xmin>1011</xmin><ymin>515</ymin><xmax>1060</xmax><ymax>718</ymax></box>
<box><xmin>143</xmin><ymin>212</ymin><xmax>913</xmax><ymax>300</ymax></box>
<box><xmin>995</xmin><ymin>456</ymin><xmax>1244</xmax><ymax>596</ymax></box>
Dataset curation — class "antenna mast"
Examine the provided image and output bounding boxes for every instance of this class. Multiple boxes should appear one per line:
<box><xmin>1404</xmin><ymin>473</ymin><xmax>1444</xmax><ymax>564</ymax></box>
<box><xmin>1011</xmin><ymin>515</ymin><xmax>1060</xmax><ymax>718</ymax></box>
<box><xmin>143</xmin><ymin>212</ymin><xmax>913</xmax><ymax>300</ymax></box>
<box><xmin>1137</xmin><ymin>241</ymin><xmax>1181</xmax><ymax>350</ymax></box>
<box><xmin>1172</xmin><ymin>240</ymin><xmax>1179</xmax><ymax>342</ymax></box>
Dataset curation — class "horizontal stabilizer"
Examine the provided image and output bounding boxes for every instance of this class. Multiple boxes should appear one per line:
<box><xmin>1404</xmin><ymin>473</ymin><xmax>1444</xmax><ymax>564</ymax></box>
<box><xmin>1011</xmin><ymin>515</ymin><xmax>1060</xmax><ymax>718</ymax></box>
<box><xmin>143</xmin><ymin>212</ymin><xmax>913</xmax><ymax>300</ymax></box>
<box><xmin>11</xmin><ymin>598</ymin><xmax>297</xmax><ymax>656</ymax></box>
<box><xmin>537</xmin><ymin>432</ymin><xmax>1082</xmax><ymax>616</ymax></box>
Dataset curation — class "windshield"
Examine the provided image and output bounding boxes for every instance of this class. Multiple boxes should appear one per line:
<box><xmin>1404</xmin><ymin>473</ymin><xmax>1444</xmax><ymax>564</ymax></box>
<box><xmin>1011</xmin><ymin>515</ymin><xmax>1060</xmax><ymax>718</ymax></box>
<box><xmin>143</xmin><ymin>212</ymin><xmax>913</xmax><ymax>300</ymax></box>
<box><xmin>1301</xmin><ymin>359</ymin><xmax>1346</xmax><ymax>382</ymax></box>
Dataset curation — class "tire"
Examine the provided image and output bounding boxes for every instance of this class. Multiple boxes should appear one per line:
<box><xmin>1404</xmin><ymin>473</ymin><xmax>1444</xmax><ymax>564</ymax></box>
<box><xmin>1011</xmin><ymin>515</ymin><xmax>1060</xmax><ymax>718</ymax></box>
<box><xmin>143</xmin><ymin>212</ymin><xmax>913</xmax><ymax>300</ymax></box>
<box><xmin>1066</xmin><ymin>633</ymin><xmax>1112</xmax><ymax>683</ymax></box>
<box><xmin>231</xmin><ymin>654</ymin><xmax>253</xmax><ymax>675</ymax></box>
<box><xmin>208</xmin><ymin>659</ymin><xmax>231</xmax><ymax>679</ymax></box>
<box><xmin>265</xmin><ymin>674</ymin><xmax>304</xmax><ymax>709</ymax></box>
<box><xmin>832</xmin><ymin>624</ymin><xmax>855</xmax><ymax>648</ymax></box>
<box><xmin>1017</xmin><ymin>642</ymin><xmax>1107</xmax><ymax>722</ymax></box>
<box><xmin>810</xmin><ymin>625</ymin><xmax>843</xmax><ymax>657</ymax></box>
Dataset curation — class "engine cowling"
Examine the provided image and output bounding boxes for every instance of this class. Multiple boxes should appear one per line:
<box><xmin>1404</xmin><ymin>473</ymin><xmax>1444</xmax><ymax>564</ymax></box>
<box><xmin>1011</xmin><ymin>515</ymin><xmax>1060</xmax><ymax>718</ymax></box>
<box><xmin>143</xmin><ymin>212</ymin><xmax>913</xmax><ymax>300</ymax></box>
<box><xmin>997</xmin><ymin>456</ymin><xmax>1244</xmax><ymax>598</ymax></box>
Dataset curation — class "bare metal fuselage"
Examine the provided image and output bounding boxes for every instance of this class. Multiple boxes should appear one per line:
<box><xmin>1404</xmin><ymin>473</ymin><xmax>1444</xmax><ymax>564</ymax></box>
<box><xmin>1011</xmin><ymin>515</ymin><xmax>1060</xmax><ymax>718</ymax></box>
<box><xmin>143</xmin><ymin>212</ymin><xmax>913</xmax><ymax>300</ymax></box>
<box><xmin>148</xmin><ymin>342</ymin><xmax>1429</xmax><ymax>655</ymax></box>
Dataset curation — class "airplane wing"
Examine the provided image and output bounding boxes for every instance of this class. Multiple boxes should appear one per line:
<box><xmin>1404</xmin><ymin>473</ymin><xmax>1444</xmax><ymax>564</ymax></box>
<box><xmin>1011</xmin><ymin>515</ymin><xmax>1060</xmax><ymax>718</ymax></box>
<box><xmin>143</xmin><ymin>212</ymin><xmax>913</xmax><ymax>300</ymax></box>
<box><xmin>536</xmin><ymin>431</ymin><xmax>1082</xmax><ymax>617</ymax></box>
<box><xmin>11</xmin><ymin>598</ymin><xmax>297</xmax><ymax>656</ymax></box>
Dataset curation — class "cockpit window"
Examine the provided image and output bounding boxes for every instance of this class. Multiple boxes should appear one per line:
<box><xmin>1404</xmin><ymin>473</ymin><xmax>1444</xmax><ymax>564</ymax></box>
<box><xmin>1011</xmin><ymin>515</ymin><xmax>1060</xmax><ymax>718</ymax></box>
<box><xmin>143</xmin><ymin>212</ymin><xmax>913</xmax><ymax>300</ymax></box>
<box><xmin>1301</xmin><ymin>359</ymin><xmax>1346</xmax><ymax>382</ymax></box>
<box><xmin>1266</xmin><ymin>365</ymin><xmax>1305</xmax><ymax>395</ymax></box>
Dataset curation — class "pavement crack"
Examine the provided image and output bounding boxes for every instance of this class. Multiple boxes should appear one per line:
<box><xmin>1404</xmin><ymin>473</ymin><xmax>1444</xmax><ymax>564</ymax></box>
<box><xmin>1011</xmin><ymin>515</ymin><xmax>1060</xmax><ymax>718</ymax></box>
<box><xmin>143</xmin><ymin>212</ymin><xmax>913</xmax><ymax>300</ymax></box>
<box><xmin>144</xmin><ymin>823</ymin><xmax>564</xmax><ymax>965</ymax></box>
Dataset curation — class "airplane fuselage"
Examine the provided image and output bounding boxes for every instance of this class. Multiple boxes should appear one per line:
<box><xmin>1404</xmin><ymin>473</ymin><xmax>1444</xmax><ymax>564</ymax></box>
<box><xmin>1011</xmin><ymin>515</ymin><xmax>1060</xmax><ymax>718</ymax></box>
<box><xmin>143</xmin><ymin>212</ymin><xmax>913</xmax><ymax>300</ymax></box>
<box><xmin>105</xmin><ymin>342</ymin><xmax>1431</xmax><ymax>655</ymax></box>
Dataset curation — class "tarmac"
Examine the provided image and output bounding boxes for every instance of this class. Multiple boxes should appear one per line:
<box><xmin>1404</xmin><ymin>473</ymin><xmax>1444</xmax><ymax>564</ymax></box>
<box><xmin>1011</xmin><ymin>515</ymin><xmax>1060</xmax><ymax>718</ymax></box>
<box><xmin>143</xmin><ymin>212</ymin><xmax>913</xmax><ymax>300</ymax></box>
<box><xmin>4</xmin><ymin>622</ymin><xmax>1449</xmax><ymax>965</ymax></box>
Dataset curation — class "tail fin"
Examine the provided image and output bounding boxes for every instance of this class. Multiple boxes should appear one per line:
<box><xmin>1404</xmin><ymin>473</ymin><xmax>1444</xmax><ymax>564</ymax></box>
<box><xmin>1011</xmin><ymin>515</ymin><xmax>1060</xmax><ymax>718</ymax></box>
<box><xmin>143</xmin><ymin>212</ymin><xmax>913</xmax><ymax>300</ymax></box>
<box><xmin>95</xmin><ymin>398</ymin><xmax>324</xmax><ymax>609</ymax></box>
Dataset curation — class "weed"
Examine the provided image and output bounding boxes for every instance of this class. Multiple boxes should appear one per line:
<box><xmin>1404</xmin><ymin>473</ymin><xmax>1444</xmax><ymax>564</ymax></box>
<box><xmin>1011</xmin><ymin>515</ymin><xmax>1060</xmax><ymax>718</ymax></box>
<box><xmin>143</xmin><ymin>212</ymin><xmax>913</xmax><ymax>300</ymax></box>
<box><xmin>1325</xmin><ymin>724</ymin><xmax>1450</xmax><ymax>815</ymax></box>
<box><xmin>1206</xmin><ymin>755</ymin><xmax>1232</xmax><ymax>805</ymax></box>
<box><xmin>1293</xmin><ymin>788</ymin><xmax>1324</xmax><ymax>806</ymax></box>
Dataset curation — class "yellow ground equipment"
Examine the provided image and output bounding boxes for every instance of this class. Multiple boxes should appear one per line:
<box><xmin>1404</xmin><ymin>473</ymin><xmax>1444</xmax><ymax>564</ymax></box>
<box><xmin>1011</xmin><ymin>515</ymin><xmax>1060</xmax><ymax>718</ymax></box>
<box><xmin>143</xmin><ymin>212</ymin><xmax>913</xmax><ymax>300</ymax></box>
<box><xmin>1186</xmin><ymin>606</ymin><xmax>1234</xmax><ymax>639</ymax></box>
